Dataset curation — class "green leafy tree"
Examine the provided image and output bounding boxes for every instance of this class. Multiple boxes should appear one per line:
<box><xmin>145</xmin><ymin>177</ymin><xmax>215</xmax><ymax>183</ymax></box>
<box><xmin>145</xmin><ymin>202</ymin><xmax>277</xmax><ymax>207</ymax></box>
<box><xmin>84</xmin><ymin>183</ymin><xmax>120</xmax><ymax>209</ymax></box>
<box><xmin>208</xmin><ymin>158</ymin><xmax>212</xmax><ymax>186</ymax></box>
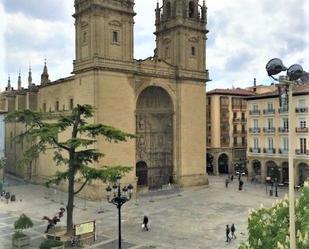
<box><xmin>0</xmin><ymin>157</ymin><xmax>5</xmax><ymax>170</ymax></box>
<box><xmin>6</xmin><ymin>105</ymin><xmax>134</xmax><ymax>235</ymax></box>
<box><xmin>239</xmin><ymin>180</ymin><xmax>309</xmax><ymax>249</ymax></box>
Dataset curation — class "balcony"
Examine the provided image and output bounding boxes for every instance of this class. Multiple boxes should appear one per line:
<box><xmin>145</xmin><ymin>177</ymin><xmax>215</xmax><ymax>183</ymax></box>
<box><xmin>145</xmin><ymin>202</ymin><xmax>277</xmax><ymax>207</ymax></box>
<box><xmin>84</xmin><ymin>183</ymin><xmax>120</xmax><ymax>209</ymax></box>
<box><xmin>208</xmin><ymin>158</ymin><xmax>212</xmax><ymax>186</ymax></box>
<box><xmin>249</xmin><ymin>110</ymin><xmax>260</xmax><ymax>115</ymax></box>
<box><xmin>295</xmin><ymin>149</ymin><xmax>309</xmax><ymax>155</ymax></box>
<box><xmin>278</xmin><ymin>107</ymin><xmax>288</xmax><ymax>113</ymax></box>
<box><xmin>249</xmin><ymin>128</ymin><xmax>261</xmax><ymax>133</ymax></box>
<box><xmin>263</xmin><ymin>148</ymin><xmax>276</xmax><ymax>154</ymax></box>
<box><xmin>278</xmin><ymin>127</ymin><xmax>289</xmax><ymax>133</ymax></box>
<box><xmin>249</xmin><ymin>147</ymin><xmax>261</xmax><ymax>153</ymax></box>
<box><xmin>241</xmin><ymin>118</ymin><xmax>247</xmax><ymax>123</ymax></box>
<box><xmin>278</xmin><ymin>149</ymin><xmax>288</xmax><ymax>154</ymax></box>
<box><xmin>295</xmin><ymin>127</ymin><xmax>309</xmax><ymax>133</ymax></box>
<box><xmin>295</xmin><ymin>107</ymin><xmax>308</xmax><ymax>113</ymax></box>
<box><xmin>263</xmin><ymin>109</ymin><xmax>275</xmax><ymax>115</ymax></box>
<box><xmin>232</xmin><ymin>105</ymin><xmax>241</xmax><ymax>110</ymax></box>
<box><xmin>263</xmin><ymin>127</ymin><xmax>276</xmax><ymax>133</ymax></box>
<box><xmin>233</xmin><ymin>118</ymin><xmax>241</xmax><ymax>123</ymax></box>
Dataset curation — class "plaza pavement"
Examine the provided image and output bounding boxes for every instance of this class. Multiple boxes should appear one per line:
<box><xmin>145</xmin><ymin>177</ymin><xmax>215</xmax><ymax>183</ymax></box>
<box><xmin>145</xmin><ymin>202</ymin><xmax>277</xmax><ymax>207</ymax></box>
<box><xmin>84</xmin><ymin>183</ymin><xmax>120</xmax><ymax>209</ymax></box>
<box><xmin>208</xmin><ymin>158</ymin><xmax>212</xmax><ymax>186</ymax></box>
<box><xmin>0</xmin><ymin>175</ymin><xmax>292</xmax><ymax>249</ymax></box>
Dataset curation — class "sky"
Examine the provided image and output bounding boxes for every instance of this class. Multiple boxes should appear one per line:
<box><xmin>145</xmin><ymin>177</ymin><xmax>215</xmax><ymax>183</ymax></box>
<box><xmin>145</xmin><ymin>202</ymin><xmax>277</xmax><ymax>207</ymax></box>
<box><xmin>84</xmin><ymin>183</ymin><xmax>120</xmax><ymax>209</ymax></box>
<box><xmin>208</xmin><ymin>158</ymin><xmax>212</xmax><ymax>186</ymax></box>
<box><xmin>0</xmin><ymin>0</ymin><xmax>308</xmax><ymax>92</ymax></box>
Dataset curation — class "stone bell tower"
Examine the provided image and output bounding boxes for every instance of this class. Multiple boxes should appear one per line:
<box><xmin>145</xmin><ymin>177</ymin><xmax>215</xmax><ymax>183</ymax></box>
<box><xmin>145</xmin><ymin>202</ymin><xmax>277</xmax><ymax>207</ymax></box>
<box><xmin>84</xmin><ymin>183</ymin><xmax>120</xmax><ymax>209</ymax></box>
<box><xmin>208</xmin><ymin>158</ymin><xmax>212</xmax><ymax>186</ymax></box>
<box><xmin>73</xmin><ymin>0</ymin><xmax>135</xmax><ymax>73</ymax></box>
<box><xmin>155</xmin><ymin>0</ymin><xmax>208</xmax><ymax>71</ymax></box>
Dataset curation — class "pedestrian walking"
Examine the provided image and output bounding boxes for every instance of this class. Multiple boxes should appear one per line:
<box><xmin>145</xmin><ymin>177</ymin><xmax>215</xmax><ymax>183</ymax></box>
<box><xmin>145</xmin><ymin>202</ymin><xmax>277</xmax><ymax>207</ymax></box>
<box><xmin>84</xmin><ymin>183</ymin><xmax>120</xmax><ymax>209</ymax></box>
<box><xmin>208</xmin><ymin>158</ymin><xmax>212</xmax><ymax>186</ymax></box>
<box><xmin>231</xmin><ymin>224</ymin><xmax>236</xmax><ymax>239</ymax></box>
<box><xmin>225</xmin><ymin>178</ymin><xmax>229</xmax><ymax>188</ymax></box>
<box><xmin>231</xmin><ymin>174</ymin><xmax>234</xmax><ymax>181</ymax></box>
<box><xmin>142</xmin><ymin>215</ymin><xmax>149</xmax><ymax>231</ymax></box>
<box><xmin>239</xmin><ymin>179</ymin><xmax>244</xmax><ymax>191</ymax></box>
<box><xmin>226</xmin><ymin>225</ymin><xmax>231</xmax><ymax>242</ymax></box>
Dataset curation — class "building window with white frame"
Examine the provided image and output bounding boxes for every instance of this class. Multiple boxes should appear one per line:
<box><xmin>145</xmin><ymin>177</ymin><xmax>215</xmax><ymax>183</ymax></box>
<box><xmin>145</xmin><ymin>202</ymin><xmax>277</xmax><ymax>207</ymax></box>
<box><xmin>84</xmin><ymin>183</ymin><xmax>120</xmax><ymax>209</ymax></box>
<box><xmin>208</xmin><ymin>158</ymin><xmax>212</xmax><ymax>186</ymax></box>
<box><xmin>252</xmin><ymin>103</ymin><xmax>259</xmax><ymax>111</ymax></box>
<box><xmin>267</xmin><ymin>102</ymin><xmax>273</xmax><ymax>111</ymax></box>
<box><xmin>299</xmin><ymin>117</ymin><xmax>307</xmax><ymax>128</ymax></box>
<box><xmin>300</xmin><ymin>138</ymin><xmax>307</xmax><ymax>154</ymax></box>
<box><xmin>282</xmin><ymin>137</ymin><xmax>289</xmax><ymax>151</ymax></box>
<box><xmin>267</xmin><ymin>118</ymin><xmax>273</xmax><ymax>129</ymax></box>
<box><xmin>298</xmin><ymin>99</ymin><xmax>306</xmax><ymax>108</ymax></box>
<box><xmin>283</xmin><ymin>118</ymin><xmax>288</xmax><ymax>129</ymax></box>
<box><xmin>253</xmin><ymin>137</ymin><xmax>259</xmax><ymax>149</ymax></box>
<box><xmin>267</xmin><ymin>137</ymin><xmax>274</xmax><ymax>149</ymax></box>
<box><xmin>253</xmin><ymin>119</ymin><xmax>258</xmax><ymax>129</ymax></box>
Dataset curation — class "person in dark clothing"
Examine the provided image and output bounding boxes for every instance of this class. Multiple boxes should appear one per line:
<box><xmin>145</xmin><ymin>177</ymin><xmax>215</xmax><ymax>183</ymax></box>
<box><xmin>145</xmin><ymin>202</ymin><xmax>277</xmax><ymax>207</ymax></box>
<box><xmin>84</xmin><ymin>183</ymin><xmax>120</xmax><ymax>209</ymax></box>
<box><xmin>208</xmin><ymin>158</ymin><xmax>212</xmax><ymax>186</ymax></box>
<box><xmin>143</xmin><ymin>216</ymin><xmax>149</xmax><ymax>231</ymax></box>
<box><xmin>225</xmin><ymin>178</ymin><xmax>229</xmax><ymax>188</ymax></box>
<box><xmin>231</xmin><ymin>224</ymin><xmax>236</xmax><ymax>239</ymax></box>
<box><xmin>226</xmin><ymin>225</ymin><xmax>231</xmax><ymax>242</ymax></box>
<box><xmin>231</xmin><ymin>175</ymin><xmax>234</xmax><ymax>181</ymax></box>
<box><xmin>239</xmin><ymin>179</ymin><xmax>244</xmax><ymax>191</ymax></box>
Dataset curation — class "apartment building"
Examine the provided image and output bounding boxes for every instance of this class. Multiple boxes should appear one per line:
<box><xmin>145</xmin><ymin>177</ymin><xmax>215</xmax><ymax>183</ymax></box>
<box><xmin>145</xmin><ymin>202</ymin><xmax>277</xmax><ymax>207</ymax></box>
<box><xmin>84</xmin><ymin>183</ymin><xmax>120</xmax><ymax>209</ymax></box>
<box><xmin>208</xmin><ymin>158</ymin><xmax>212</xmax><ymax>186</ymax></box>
<box><xmin>206</xmin><ymin>88</ymin><xmax>256</xmax><ymax>175</ymax></box>
<box><xmin>247</xmin><ymin>83</ymin><xmax>309</xmax><ymax>185</ymax></box>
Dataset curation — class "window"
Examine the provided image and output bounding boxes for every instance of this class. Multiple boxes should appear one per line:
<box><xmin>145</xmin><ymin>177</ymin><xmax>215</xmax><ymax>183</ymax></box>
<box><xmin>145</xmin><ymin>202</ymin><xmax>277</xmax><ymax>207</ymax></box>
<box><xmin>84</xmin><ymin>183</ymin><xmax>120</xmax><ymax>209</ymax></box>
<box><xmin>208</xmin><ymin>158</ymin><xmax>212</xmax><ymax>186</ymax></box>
<box><xmin>267</xmin><ymin>102</ymin><xmax>273</xmax><ymax>111</ymax></box>
<box><xmin>253</xmin><ymin>119</ymin><xmax>258</xmax><ymax>129</ymax></box>
<box><xmin>242</xmin><ymin>137</ymin><xmax>246</xmax><ymax>146</ymax></box>
<box><xmin>165</xmin><ymin>1</ymin><xmax>171</xmax><ymax>18</ymax></box>
<box><xmin>267</xmin><ymin>118</ymin><xmax>273</xmax><ymax>129</ymax></box>
<box><xmin>267</xmin><ymin>137</ymin><xmax>274</xmax><ymax>149</ymax></box>
<box><xmin>241</xmin><ymin>112</ymin><xmax>245</xmax><ymax>120</ymax></box>
<box><xmin>282</xmin><ymin>137</ymin><xmax>289</xmax><ymax>151</ymax></box>
<box><xmin>233</xmin><ymin>137</ymin><xmax>237</xmax><ymax>145</ymax></box>
<box><xmin>252</xmin><ymin>104</ymin><xmax>259</xmax><ymax>111</ymax></box>
<box><xmin>298</xmin><ymin>99</ymin><xmax>306</xmax><ymax>108</ymax></box>
<box><xmin>241</xmin><ymin>125</ymin><xmax>245</xmax><ymax>132</ymax></box>
<box><xmin>233</xmin><ymin>125</ymin><xmax>237</xmax><ymax>132</ymax></box>
<box><xmin>189</xmin><ymin>1</ymin><xmax>195</xmax><ymax>18</ymax></box>
<box><xmin>253</xmin><ymin>137</ymin><xmax>259</xmax><ymax>149</ymax></box>
<box><xmin>283</xmin><ymin>118</ymin><xmax>289</xmax><ymax>129</ymax></box>
<box><xmin>300</xmin><ymin>138</ymin><xmax>307</xmax><ymax>154</ymax></box>
<box><xmin>191</xmin><ymin>46</ymin><xmax>195</xmax><ymax>56</ymax></box>
<box><xmin>42</xmin><ymin>103</ymin><xmax>46</xmax><ymax>112</ymax></box>
<box><xmin>233</xmin><ymin>112</ymin><xmax>237</xmax><ymax>119</ymax></box>
<box><xmin>55</xmin><ymin>101</ymin><xmax>59</xmax><ymax>112</ymax></box>
<box><xmin>165</xmin><ymin>47</ymin><xmax>169</xmax><ymax>58</ymax></box>
<box><xmin>112</xmin><ymin>31</ymin><xmax>118</xmax><ymax>43</ymax></box>
<box><xmin>69</xmin><ymin>98</ymin><xmax>74</xmax><ymax>110</ymax></box>
<box><xmin>299</xmin><ymin>118</ymin><xmax>306</xmax><ymax>128</ymax></box>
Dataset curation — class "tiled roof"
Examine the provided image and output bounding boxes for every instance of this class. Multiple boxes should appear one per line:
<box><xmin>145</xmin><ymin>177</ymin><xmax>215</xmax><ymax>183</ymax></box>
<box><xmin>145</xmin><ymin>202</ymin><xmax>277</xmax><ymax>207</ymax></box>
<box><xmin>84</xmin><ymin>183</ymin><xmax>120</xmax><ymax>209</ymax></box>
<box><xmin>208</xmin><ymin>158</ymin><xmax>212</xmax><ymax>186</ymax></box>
<box><xmin>207</xmin><ymin>88</ymin><xmax>256</xmax><ymax>96</ymax></box>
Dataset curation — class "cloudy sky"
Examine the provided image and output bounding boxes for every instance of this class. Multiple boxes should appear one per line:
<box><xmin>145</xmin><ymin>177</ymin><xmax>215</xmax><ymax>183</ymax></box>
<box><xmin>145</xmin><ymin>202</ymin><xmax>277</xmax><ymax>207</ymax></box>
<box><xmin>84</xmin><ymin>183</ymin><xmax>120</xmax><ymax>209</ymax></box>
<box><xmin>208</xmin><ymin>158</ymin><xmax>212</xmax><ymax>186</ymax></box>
<box><xmin>0</xmin><ymin>0</ymin><xmax>308</xmax><ymax>91</ymax></box>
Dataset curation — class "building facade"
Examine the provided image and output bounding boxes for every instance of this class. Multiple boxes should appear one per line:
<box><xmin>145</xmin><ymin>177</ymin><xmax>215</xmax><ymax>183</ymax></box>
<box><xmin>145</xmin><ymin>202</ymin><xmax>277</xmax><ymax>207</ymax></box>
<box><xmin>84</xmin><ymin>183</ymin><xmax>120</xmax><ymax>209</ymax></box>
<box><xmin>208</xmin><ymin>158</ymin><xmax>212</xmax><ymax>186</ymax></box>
<box><xmin>247</xmin><ymin>83</ymin><xmax>309</xmax><ymax>186</ymax></box>
<box><xmin>1</xmin><ymin>0</ymin><xmax>210</xmax><ymax>197</ymax></box>
<box><xmin>206</xmin><ymin>88</ymin><xmax>255</xmax><ymax>175</ymax></box>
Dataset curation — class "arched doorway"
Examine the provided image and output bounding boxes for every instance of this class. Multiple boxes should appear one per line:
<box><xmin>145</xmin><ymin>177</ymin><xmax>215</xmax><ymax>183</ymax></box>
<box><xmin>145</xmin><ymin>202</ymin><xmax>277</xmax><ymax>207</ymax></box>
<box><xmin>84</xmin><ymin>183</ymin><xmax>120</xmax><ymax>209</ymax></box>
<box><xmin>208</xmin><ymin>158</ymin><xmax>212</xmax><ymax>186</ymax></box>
<box><xmin>266</xmin><ymin>161</ymin><xmax>280</xmax><ymax>181</ymax></box>
<box><xmin>218</xmin><ymin>154</ymin><xmax>229</xmax><ymax>174</ymax></box>
<box><xmin>299</xmin><ymin>163</ymin><xmax>309</xmax><ymax>186</ymax></box>
<box><xmin>252</xmin><ymin>160</ymin><xmax>261</xmax><ymax>182</ymax></box>
<box><xmin>281</xmin><ymin>162</ymin><xmax>289</xmax><ymax>183</ymax></box>
<box><xmin>136</xmin><ymin>86</ymin><xmax>173</xmax><ymax>189</ymax></box>
<box><xmin>136</xmin><ymin>161</ymin><xmax>148</xmax><ymax>186</ymax></box>
<box><xmin>206</xmin><ymin>153</ymin><xmax>214</xmax><ymax>174</ymax></box>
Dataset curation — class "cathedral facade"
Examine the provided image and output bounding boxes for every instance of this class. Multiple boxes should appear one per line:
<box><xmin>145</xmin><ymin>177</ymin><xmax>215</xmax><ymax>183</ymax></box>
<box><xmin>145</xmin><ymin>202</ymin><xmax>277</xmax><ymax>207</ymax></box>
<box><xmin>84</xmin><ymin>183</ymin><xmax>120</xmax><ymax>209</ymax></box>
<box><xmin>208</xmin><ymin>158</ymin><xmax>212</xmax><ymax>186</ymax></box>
<box><xmin>1</xmin><ymin>0</ymin><xmax>210</xmax><ymax>197</ymax></box>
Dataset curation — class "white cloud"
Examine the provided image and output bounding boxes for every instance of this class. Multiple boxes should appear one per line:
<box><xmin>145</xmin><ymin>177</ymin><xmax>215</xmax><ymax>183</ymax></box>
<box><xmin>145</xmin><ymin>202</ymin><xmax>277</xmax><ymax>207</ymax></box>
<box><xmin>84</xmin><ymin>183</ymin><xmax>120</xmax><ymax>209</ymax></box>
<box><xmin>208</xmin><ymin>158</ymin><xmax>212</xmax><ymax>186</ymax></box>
<box><xmin>0</xmin><ymin>0</ymin><xmax>308</xmax><ymax>91</ymax></box>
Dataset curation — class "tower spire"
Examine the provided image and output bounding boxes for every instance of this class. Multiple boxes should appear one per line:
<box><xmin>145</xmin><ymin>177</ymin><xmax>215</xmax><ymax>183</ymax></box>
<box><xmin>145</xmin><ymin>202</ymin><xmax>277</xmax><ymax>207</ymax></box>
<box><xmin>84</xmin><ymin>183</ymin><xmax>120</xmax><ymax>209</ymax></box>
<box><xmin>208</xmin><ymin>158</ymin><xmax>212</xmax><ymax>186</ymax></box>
<box><xmin>41</xmin><ymin>58</ymin><xmax>50</xmax><ymax>85</ymax></box>
<box><xmin>17</xmin><ymin>69</ymin><xmax>22</xmax><ymax>90</ymax></box>
<box><xmin>28</xmin><ymin>64</ymin><xmax>33</xmax><ymax>87</ymax></box>
<box><xmin>6</xmin><ymin>75</ymin><xmax>12</xmax><ymax>91</ymax></box>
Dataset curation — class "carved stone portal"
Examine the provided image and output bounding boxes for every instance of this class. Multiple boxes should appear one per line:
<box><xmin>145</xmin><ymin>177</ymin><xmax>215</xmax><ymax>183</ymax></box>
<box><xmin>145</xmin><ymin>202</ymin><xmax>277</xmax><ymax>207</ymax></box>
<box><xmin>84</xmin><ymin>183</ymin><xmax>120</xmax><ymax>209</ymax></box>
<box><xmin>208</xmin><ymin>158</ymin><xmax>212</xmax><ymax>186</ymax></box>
<box><xmin>136</xmin><ymin>86</ymin><xmax>173</xmax><ymax>189</ymax></box>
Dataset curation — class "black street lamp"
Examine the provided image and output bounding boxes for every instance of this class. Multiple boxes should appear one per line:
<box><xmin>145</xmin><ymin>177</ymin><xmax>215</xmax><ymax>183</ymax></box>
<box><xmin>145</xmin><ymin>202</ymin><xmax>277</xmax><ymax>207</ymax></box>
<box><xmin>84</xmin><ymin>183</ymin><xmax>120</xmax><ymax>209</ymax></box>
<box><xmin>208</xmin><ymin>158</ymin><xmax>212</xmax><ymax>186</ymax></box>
<box><xmin>106</xmin><ymin>176</ymin><xmax>133</xmax><ymax>249</ymax></box>
<box><xmin>266</xmin><ymin>58</ymin><xmax>307</xmax><ymax>249</ymax></box>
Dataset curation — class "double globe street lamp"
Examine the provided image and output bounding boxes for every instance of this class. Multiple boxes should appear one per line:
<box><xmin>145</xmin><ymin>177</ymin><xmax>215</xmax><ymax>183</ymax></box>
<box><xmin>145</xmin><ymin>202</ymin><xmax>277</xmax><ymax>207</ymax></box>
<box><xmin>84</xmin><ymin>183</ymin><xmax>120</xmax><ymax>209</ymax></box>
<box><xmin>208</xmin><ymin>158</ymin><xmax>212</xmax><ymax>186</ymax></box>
<box><xmin>106</xmin><ymin>176</ymin><xmax>134</xmax><ymax>249</ymax></box>
<box><xmin>266</xmin><ymin>58</ymin><xmax>307</xmax><ymax>249</ymax></box>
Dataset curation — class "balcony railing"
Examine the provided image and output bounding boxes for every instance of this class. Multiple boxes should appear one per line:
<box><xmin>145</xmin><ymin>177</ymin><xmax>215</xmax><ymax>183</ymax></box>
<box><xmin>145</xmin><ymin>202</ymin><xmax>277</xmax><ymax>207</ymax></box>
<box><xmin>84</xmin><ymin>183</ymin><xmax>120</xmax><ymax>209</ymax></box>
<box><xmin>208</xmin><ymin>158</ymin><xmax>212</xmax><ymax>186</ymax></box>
<box><xmin>232</xmin><ymin>105</ymin><xmax>241</xmax><ymax>110</ymax></box>
<box><xmin>295</xmin><ymin>149</ymin><xmax>309</xmax><ymax>155</ymax></box>
<box><xmin>295</xmin><ymin>107</ymin><xmax>308</xmax><ymax>113</ymax></box>
<box><xmin>278</xmin><ymin>127</ymin><xmax>289</xmax><ymax>133</ymax></box>
<box><xmin>263</xmin><ymin>148</ymin><xmax>276</xmax><ymax>154</ymax></box>
<box><xmin>249</xmin><ymin>128</ymin><xmax>261</xmax><ymax>133</ymax></box>
<box><xmin>295</xmin><ymin>127</ymin><xmax>309</xmax><ymax>133</ymax></box>
<box><xmin>249</xmin><ymin>110</ymin><xmax>260</xmax><ymax>115</ymax></box>
<box><xmin>278</xmin><ymin>148</ymin><xmax>288</xmax><ymax>154</ymax></box>
<box><xmin>278</xmin><ymin>107</ymin><xmax>288</xmax><ymax>113</ymax></box>
<box><xmin>249</xmin><ymin>147</ymin><xmax>261</xmax><ymax>153</ymax></box>
<box><xmin>241</xmin><ymin>118</ymin><xmax>247</xmax><ymax>122</ymax></box>
<box><xmin>233</xmin><ymin>118</ymin><xmax>241</xmax><ymax>122</ymax></box>
<box><xmin>263</xmin><ymin>109</ymin><xmax>275</xmax><ymax>115</ymax></box>
<box><xmin>263</xmin><ymin>127</ymin><xmax>276</xmax><ymax>133</ymax></box>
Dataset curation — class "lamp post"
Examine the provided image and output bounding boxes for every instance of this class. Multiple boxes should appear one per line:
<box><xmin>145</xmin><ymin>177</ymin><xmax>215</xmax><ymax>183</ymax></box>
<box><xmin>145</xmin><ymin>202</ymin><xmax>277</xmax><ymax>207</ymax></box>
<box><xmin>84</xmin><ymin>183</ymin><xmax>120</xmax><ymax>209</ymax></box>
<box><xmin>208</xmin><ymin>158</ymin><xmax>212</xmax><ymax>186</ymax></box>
<box><xmin>266</xmin><ymin>58</ymin><xmax>307</xmax><ymax>249</ymax></box>
<box><xmin>106</xmin><ymin>176</ymin><xmax>133</xmax><ymax>249</ymax></box>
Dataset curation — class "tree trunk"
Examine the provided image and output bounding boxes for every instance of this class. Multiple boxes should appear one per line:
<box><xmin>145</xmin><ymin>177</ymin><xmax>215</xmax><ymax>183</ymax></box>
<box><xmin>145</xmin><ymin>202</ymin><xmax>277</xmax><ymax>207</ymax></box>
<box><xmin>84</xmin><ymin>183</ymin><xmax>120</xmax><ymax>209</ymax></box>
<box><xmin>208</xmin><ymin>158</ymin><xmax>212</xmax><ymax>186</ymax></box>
<box><xmin>66</xmin><ymin>168</ymin><xmax>75</xmax><ymax>235</ymax></box>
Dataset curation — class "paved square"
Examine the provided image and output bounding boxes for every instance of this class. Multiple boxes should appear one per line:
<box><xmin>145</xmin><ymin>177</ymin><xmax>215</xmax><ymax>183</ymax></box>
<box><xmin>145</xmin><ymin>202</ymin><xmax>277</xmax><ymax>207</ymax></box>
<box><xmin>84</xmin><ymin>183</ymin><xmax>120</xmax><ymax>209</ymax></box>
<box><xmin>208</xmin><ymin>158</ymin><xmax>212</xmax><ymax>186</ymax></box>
<box><xmin>0</xmin><ymin>175</ymin><xmax>293</xmax><ymax>249</ymax></box>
